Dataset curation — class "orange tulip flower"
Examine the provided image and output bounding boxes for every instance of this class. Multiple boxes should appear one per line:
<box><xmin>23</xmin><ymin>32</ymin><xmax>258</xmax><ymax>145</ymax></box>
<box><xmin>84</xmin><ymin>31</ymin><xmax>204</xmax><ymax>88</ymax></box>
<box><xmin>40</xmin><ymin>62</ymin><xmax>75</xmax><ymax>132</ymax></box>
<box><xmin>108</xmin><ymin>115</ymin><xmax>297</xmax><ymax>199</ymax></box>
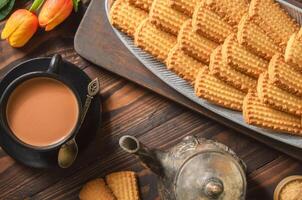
<box><xmin>1</xmin><ymin>9</ymin><xmax>38</xmax><ymax>48</ymax></box>
<box><xmin>38</xmin><ymin>0</ymin><xmax>73</xmax><ymax>31</ymax></box>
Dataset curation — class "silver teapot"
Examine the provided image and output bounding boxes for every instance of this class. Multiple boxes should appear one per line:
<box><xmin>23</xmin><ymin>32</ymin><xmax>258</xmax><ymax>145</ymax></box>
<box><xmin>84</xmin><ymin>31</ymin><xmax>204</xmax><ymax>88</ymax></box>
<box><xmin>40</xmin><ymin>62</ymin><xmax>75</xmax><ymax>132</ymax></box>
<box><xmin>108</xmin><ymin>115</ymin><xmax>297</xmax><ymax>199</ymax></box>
<box><xmin>119</xmin><ymin>135</ymin><xmax>247</xmax><ymax>200</ymax></box>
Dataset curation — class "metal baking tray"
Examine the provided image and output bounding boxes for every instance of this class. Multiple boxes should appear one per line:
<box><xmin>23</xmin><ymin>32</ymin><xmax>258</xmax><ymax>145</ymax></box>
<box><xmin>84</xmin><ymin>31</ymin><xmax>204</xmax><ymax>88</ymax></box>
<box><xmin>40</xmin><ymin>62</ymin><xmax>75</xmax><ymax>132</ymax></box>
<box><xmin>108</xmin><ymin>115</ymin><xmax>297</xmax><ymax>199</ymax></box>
<box><xmin>105</xmin><ymin>0</ymin><xmax>302</xmax><ymax>148</ymax></box>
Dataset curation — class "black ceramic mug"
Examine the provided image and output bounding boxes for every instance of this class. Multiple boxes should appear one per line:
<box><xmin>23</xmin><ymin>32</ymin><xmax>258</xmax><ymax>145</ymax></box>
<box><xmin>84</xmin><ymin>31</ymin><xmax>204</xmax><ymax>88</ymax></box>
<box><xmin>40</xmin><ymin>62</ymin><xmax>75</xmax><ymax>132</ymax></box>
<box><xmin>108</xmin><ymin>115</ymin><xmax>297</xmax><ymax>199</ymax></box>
<box><xmin>0</xmin><ymin>54</ymin><xmax>83</xmax><ymax>151</ymax></box>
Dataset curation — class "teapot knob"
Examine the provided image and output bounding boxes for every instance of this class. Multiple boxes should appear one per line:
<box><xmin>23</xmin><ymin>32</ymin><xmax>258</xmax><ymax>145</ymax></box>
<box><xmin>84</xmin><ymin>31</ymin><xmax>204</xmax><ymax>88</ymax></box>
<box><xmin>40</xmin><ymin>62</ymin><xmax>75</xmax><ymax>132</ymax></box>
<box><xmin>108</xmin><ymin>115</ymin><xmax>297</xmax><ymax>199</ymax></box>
<box><xmin>203</xmin><ymin>178</ymin><xmax>224</xmax><ymax>199</ymax></box>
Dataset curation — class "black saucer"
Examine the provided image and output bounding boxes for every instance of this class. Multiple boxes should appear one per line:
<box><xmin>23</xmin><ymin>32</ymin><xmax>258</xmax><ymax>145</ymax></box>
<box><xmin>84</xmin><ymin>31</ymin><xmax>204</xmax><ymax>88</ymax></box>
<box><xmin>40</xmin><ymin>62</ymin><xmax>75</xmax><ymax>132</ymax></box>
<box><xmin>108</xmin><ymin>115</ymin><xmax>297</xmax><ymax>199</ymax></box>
<box><xmin>0</xmin><ymin>57</ymin><xmax>101</xmax><ymax>168</ymax></box>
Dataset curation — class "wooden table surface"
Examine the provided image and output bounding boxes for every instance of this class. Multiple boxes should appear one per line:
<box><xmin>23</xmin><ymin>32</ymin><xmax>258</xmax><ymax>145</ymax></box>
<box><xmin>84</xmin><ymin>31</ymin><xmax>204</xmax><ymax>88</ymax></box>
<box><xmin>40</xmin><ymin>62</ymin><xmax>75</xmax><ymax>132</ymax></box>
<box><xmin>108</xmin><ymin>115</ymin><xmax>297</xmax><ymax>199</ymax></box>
<box><xmin>1</xmin><ymin>5</ymin><xmax>302</xmax><ymax>200</ymax></box>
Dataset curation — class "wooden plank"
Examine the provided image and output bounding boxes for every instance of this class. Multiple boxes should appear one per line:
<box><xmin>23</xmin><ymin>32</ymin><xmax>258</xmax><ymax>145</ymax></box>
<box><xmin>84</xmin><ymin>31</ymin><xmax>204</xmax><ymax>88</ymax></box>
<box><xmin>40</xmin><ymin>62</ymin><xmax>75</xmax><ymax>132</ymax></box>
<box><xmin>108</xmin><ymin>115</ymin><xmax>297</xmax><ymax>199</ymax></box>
<box><xmin>0</xmin><ymin>64</ymin><xmax>286</xmax><ymax>200</ymax></box>
<box><xmin>74</xmin><ymin>0</ymin><xmax>302</xmax><ymax>161</ymax></box>
<box><xmin>0</xmin><ymin>3</ymin><xmax>301</xmax><ymax>200</ymax></box>
<box><xmin>29</xmin><ymin>107</ymin><xmax>279</xmax><ymax>199</ymax></box>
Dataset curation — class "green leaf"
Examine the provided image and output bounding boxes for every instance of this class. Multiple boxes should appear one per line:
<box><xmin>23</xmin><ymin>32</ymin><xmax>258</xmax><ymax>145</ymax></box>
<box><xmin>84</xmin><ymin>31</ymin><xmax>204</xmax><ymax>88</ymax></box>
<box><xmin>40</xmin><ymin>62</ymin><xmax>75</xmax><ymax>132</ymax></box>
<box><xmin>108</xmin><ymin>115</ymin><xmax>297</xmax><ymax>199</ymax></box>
<box><xmin>72</xmin><ymin>0</ymin><xmax>80</xmax><ymax>12</ymax></box>
<box><xmin>0</xmin><ymin>0</ymin><xmax>10</xmax><ymax>10</ymax></box>
<box><xmin>29</xmin><ymin>0</ymin><xmax>45</xmax><ymax>12</ymax></box>
<box><xmin>0</xmin><ymin>0</ymin><xmax>15</xmax><ymax>21</ymax></box>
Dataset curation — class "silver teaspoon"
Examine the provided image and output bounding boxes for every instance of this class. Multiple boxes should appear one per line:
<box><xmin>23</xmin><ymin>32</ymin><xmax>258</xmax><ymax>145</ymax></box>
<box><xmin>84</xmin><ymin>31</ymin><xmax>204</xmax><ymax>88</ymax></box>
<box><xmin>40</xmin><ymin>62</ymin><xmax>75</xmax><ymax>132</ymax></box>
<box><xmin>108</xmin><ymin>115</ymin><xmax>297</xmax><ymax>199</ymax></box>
<box><xmin>58</xmin><ymin>78</ymin><xmax>100</xmax><ymax>168</ymax></box>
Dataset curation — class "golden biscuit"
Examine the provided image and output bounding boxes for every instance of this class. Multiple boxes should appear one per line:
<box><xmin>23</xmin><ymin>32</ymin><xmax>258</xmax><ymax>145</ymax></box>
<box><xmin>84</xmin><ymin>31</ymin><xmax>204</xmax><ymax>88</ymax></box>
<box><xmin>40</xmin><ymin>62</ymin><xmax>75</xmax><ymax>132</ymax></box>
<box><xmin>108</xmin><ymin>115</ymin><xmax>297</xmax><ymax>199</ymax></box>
<box><xmin>129</xmin><ymin>0</ymin><xmax>153</xmax><ymax>11</ymax></box>
<box><xmin>79</xmin><ymin>179</ymin><xmax>116</xmax><ymax>200</ymax></box>
<box><xmin>243</xmin><ymin>90</ymin><xmax>301</xmax><ymax>135</ymax></box>
<box><xmin>249</xmin><ymin>0</ymin><xmax>299</xmax><ymax>48</ymax></box>
<box><xmin>209</xmin><ymin>46</ymin><xmax>257</xmax><ymax>92</ymax></box>
<box><xmin>192</xmin><ymin>3</ymin><xmax>233</xmax><ymax>44</ymax></box>
<box><xmin>178</xmin><ymin>20</ymin><xmax>219</xmax><ymax>64</ymax></box>
<box><xmin>257</xmin><ymin>72</ymin><xmax>302</xmax><ymax>116</ymax></box>
<box><xmin>106</xmin><ymin>171</ymin><xmax>140</xmax><ymax>200</ymax></box>
<box><xmin>296</xmin><ymin>27</ymin><xmax>302</xmax><ymax>41</ymax></box>
<box><xmin>170</xmin><ymin>0</ymin><xmax>201</xmax><ymax>17</ymax></box>
<box><xmin>149</xmin><ymin>0</ymin><xmax>189</xmax><ymax>35</ymax></box>
<box><xmin>110</xmin><ymin>0</ymin><xmax>148</xmax><ymax>37</ymax></box>
<box><xmin>268</xmin><ymin>54</ymin><xmax>302</xmax><ymax>97</ymax></box>
<box><xmin>285</xmin><ymin>33</ymin><xmax>302</xmax><ymax>72</ymax></box>
<box><xmin>195</xmin><ymin>68</ymin><xmax>246</xmax><ymax>111</ymax></box>
<box><xmin>134</xmin><ymin>19</ymin><xmax>177</xmax><ymax>62</ymax></box>
<box><xmin>205</xmin><ymin>0</ymin><xmax>249</xmax><ymax>26</ymax></box>
<box><xmin>237</xmin><ymin>14</ymin><xmax>283</xmax><ymax>60</ymax></box>
<box><xmin>221</xmin><ymin>34</ymin><xmax>268</xmax><ymax>78</ymax></box>
<box><xmin>166</xmin><ymin>45</ymin><xmax>207</xmax><ymax>84</ymax></box>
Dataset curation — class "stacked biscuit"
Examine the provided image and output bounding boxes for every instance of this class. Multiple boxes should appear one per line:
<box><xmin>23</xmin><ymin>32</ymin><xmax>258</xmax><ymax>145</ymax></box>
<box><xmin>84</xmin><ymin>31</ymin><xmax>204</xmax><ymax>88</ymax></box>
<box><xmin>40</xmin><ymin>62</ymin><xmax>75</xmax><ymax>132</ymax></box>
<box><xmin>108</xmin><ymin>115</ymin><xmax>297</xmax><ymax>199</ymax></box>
<box><xmin>110</xmin><ymin>0</ymin><xmax>302</xmax><ymax>135</ymax></box>
<box><xmin>79</xmin><ymin>171</ymin><xmax>140</xmax><ymax>200</ymax></box>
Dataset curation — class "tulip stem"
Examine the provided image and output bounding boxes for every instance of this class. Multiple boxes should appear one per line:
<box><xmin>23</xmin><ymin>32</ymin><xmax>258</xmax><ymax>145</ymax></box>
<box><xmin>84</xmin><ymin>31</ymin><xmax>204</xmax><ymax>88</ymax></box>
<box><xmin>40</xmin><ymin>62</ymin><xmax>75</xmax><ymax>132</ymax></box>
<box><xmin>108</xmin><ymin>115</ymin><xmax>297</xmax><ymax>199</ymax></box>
<box><xmin>29</xmin><ymin>0</ymin><xmax>45</xmax><ymax>12</ymax></box>
<box><xmin>73</xmin><ymin>0</ymin><xmax>80</xmax><ymax>12</ymax></box>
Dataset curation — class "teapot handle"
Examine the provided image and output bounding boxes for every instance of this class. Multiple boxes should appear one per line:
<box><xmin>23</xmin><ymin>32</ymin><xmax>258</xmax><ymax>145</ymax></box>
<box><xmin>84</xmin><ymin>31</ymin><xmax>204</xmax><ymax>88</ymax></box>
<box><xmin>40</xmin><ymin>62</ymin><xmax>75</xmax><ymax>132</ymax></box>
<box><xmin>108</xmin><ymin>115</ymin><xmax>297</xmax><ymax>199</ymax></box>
<box><xmin>47</xmin><ymin>54</ymin><xmax>62</xmax><ymax>74</ymax></box>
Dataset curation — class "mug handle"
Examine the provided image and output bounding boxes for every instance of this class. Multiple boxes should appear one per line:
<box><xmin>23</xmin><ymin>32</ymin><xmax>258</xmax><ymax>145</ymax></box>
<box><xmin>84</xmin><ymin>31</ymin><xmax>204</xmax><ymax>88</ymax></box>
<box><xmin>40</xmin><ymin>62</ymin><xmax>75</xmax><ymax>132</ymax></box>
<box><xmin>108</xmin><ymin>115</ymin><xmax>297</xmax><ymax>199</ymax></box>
<box><xmin>47</xmin><ymin>54</ymin><xmax>62</xmax><ymax>74</ymax></box>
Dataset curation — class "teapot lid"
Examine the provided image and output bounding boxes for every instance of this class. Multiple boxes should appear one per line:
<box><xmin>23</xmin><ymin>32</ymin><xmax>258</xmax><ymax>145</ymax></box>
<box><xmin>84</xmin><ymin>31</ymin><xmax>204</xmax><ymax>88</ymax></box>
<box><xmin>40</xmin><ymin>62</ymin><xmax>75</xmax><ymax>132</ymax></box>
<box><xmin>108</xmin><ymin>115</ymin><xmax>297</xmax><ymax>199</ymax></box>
<box><xmin>174</xmin><ymin>151</ymin><xmax>246</xmax><ymax>200</ymax></box>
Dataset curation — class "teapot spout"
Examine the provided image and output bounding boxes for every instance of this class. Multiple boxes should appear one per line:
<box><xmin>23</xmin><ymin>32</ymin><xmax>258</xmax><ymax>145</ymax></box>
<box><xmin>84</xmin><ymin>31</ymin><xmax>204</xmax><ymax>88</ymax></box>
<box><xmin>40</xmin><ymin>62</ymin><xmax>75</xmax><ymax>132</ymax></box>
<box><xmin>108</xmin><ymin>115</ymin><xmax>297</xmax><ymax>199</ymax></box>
<box><xmin>119</xmin><ymin>135</ymin><xmax>164</xmax><ymax>176</ymax></box>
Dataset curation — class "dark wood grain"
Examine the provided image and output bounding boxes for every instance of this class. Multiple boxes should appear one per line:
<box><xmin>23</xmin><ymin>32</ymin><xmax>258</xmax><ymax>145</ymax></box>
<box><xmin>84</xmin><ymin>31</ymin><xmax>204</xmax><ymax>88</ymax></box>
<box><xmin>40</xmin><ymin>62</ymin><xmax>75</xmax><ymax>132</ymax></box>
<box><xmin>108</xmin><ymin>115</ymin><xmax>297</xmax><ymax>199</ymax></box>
<box><xmin>74</xmin><ymin>0</ymin><xmax>302</xmax><ymax>162</ymax></box>
<box><xmin>0</xmin><ymin>1</ymin><xmax>301</xmax><ymax>200</ymax></box>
